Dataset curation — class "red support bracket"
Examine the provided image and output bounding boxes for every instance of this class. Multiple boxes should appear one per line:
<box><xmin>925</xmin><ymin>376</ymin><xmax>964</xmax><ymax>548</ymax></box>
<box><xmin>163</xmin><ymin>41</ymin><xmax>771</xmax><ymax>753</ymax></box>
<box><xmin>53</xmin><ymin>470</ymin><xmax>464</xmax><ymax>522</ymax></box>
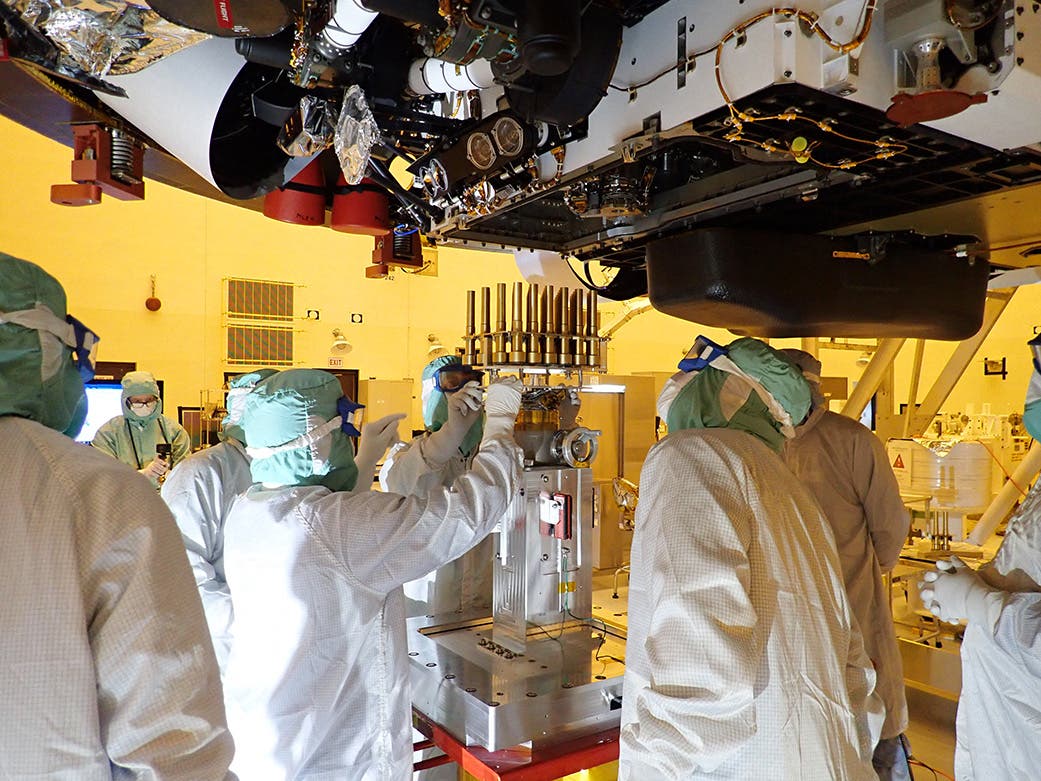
<box><xmin>413</xmin><ymin>709</ymin><xmax>619</xmax><ymax>781</ymax></box>
<box><xmin>51</xmin><ymin>123</ymin><xmax>145</xmax><ymax>206</ymax></box>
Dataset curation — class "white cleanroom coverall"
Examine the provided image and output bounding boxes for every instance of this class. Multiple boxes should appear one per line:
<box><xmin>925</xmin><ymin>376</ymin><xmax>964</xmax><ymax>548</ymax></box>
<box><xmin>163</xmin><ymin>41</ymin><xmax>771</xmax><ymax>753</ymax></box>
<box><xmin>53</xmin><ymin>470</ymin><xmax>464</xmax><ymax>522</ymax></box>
<box><xmin>381</xmin><ymin>367</ymin><xmax>493</xmax><ymax>618</ymax></box>
<box><xmin>222</xmin><ymin>436</ymin><xmax>522</xmax><ymax>780</ymax></box>
<box><xmin>783</xmin><ymin>406</ymin><xmax>910</xmax><ymax>740</ymax></box>
<box><xmin>619</xmin><ymin>428</ymin><xmax>879</xmax><ymax>781</ymax></box>
<box><xmin>381</xmin><ymin>438</ymin><xmax>495</xmax><ymax>615</ymax></box>
<box><xmin>0</xmin><ymin>416</ymin><xmax>236</xmax><ymax>780</ymax></box>
<box><xmin>161</xmin><ymin>437</ymin><xmax>252</xmax><ymax>673</ymax></box>
<box><xmin>917</xmin><ymin>340</ymin><xmax>1041</xmax><ymax>780</ymax></box>
<box><xmin>952</xmin><ymin>477</ymin><xmax>1041</xmax><ymax>780</ymax></box>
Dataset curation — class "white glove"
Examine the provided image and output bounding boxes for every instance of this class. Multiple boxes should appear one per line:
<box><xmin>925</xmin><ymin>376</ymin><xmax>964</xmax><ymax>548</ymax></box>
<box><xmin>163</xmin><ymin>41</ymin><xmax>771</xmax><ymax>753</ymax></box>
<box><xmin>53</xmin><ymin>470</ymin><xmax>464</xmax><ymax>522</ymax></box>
<box><xmin>482</xmin><ymin>377</ymin><xmax>523</xmax><ymax>442</ymax></box>
<box><xmin>353</xmin><ymin>414</ymin><xmax>406</xmax><ymax>492</ymax></box>
<box><xmin>140</xmin><ymin>457</ymin><xmax>169</xmax><ymax>480</ymax></box>
<box><xmin>919</xmin><ymin>556</ymin><xmax>1006</xmax><ymax>627</ymax></box>
<box><xmin>424</xmin><ymin>381</ymin><xmax>484</xmax><ymax>464</ymax></box>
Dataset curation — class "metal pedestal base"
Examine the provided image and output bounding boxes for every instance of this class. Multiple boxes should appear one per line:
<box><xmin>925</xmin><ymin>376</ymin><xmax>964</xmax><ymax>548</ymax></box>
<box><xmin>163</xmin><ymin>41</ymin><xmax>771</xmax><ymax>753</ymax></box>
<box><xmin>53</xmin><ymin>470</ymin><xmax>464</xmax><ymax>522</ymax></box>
<box><xmin>407</xmin><ymin>613</ymin><xmax>625</xmax><ymax>753</ymax></box>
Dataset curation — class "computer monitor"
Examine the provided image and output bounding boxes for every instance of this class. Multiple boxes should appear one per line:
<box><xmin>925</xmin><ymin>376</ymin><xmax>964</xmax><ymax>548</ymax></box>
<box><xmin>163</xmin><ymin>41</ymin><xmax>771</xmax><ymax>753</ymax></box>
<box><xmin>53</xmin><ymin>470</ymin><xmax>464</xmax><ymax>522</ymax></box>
<box><xmin>74</xmin><ymin>381</ymin><xmax>124</xmax><ymax>443</ymax></box>
<box><xmin>73</xmin><ymin>379</ymin><xmax>165</xmax><ymax>443</ymax></box>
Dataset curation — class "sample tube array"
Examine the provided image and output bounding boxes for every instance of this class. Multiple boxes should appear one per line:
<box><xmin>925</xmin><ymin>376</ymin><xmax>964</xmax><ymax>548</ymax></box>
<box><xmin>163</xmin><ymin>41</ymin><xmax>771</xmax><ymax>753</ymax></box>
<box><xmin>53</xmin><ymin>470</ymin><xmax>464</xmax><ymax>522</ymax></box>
<box><xmin>464</xmin><ymin>282</ymin><xmax>604</xmax><ymax>370</ymax></box>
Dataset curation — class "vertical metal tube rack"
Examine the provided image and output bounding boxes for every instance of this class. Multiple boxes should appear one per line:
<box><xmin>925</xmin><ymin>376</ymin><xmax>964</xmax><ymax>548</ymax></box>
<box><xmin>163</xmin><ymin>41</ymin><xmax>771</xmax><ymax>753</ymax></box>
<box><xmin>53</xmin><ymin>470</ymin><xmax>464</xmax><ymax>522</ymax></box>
<box><xmin>465</xmin><ymin>290</ymin><xmax>477</xmax><ymax>365</ymax></box>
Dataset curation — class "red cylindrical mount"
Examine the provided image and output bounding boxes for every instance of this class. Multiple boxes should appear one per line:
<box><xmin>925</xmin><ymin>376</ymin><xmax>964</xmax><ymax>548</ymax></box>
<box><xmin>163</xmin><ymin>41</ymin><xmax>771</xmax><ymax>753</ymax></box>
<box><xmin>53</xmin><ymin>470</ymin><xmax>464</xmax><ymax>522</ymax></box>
<box><xmin>331</xmin><ymin>175</ymin><xmax>391</xmax><ymax>236</ymax></box>
<box><xmin>263</xmin><ymin>159</ymin><xmax>327</xmax><ymax>226</ymax></box>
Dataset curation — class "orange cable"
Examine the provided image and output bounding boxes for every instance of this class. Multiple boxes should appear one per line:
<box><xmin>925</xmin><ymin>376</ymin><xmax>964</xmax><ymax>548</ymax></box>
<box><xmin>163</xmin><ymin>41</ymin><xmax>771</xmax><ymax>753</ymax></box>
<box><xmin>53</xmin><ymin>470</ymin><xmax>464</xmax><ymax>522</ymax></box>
<box><xmin>910</xmin><ymin>758</ymin><xmax>955</xmax><ymax>781</ymax></box>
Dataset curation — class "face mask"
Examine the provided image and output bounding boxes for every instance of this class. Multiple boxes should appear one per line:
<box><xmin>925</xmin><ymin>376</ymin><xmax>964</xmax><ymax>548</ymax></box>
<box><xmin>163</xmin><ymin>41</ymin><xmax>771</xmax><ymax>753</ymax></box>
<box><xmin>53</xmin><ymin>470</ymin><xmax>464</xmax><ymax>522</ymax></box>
<box><xmin>63</xmin><ymin>391</ymin><xmax>89</xmax><ymax>439</ymax></box>
<box><xmin>128</xmin><ymin>400</ymin><xmax>158</xmax><ymax>418</ymax></box>
<box><xmin>1025</xmin><ymin>345</ymin><xmax>1041</xmax><ymax>440</ymax></box>
<box><xmin>46</xmin><ymin>343</ymin><xmax>89</xmax><ymax>437</ymax></box>
<box><xmin>422</xmin><ymin>377</ymin><xmax>449</xmax><ymax>432</ymax></box>
<box><xmin>225</xmin><ymin>387</ymin><xmax>250</xmax><ymax>427</ymax></box>
<box><xmin>1025</xmin><ymin>396</ymin><xmax>1041</xmax><ymax>441</ymax></box>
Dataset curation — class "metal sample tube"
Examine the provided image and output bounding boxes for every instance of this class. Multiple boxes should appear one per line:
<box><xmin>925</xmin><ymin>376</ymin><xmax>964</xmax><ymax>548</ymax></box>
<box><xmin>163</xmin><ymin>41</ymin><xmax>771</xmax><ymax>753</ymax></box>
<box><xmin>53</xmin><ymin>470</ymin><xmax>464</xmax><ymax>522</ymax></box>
<box><xmin>595</xmin><ymin>310</ymin><xmax>605</xmax><ymax>370</ymax></box>
<box><xmin>494</xmin><ymin>283</ymin><xmax>507</xmax><ymax>364</ymax></box>
<box><xmin>545</xmin><ymin>285</ymin><xmax>558</xmax><ymax>365</ymax></box>
<box><xmin>465</xmin><ymin>290</ymin><xmax>476</xmax><ymax>365</ymax></box>
<box><xmin>523</xmin><ymin>284</ymin><xmax>533</xmax><ymax>365</ymax></box>
<box><xmin>480</xmin><ymin>286</ymin><xmax>492</xmax><ymax>367</ymax></box>
<box><xmin>539</xmin><ymin>285</ymin><xmax>549</xmax><ymax>364</ymax></box>
<box><xmin>527</xmin><ymin>283</ymin><xmax>542</xmax><ymax>363</ymax></box>
<box><xmin>512</xmin><ymin>282</ymin><xmax>524</xmax><ymax>329</ymax></box>
<box><xmin>570</xmin><ymin>289</ymin><xmax>585</xmax><ymax>367</ymax></box>
<box><xmin>558</xmin><ymin>288</ymin><xmax>571</xmax><ymax>365</ymax></box>
<box><xmin>585</xmin><ymin>289</ymin><xmax>597</xmax><ymax>366</ymax></box>
<box><xmin>510</xmin><ymin>282</ymin><xmax>525</xmax><ymax>363</ymax></box>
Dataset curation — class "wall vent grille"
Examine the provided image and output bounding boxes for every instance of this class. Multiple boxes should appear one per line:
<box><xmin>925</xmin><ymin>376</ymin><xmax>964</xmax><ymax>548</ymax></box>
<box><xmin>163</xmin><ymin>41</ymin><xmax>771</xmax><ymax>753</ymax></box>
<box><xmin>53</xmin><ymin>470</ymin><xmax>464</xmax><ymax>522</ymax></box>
<box><xmin>226</xmin><ymin>278</ymin><xmax>294</xmax><ymax>322</ymax></box>
<box><xmin>224</xmin><ymin>277</ymin><xmax>296</xmax><ymax>365</ymax></box>
<box><xmin>226</xmin><ymin>325</ymin><xmax>294</xmax><ymax>366</ymax></box>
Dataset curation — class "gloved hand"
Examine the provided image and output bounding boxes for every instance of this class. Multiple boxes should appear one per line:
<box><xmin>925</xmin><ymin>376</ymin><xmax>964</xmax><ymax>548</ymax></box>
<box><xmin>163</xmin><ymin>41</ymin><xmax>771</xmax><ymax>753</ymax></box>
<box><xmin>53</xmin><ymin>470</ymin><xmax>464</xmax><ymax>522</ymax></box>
<box><xmin>481</xmin><ymin>377</ymin><xmax>523</xmax><ymax>443</ymax></box>
<box><xmin>352</xmin><ymin>413</ymin><xmax>406</xmax><ymax>492</ymax></box>
<box><xmin>140</xmin><ymin>457</ymin><xmax>169</xmax><ymax>480</ymax></box>
<box><xmin>424</xmin><ymin>381</ymin><xmax>484</xmax><ymax>464</ymax></box>
<box><xmin>919</xmin><ymin>556</ymin><xmax>1006</xmax><ymax>628</ymax></box>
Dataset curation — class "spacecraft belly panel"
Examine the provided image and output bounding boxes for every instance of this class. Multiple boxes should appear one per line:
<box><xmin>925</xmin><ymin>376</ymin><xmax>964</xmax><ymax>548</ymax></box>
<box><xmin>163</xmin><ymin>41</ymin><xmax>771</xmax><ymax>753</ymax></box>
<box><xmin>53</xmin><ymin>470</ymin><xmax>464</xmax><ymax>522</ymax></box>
<box><xmin>8</xmin><ymin>0</ymin><xmax>1041</xmax><ymax>309</ymax></box>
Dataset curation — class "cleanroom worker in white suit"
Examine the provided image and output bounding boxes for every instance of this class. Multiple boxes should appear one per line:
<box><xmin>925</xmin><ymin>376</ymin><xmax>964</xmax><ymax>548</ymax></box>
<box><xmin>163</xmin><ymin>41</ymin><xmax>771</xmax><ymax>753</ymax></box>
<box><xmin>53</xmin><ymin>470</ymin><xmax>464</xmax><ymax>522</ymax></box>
<box><xmin>220</xmin><ymin>368</ymin><xmax>523</xmax><ymax>780</ymax></box>
<box><xmin>161</xmin><ymin>368</ymin><xmax>278</xmax><ymax>673</ymax></box>
<box><xmin>0</xmin><ymin>253</ymin><xmax>236</xmax><ymax>779</ymax></box>
<box><xmin>780</xmin><ymin>349</ymin><xmax>912</xmax><ymax>781</ymax></box>
<box><xmin>380</xmin><ymin>354</ymin><xmax>493</xmax><ymax>617</ymax></box>
<box><xmin>920</xmin><ymin>332</ymin><xmax>1041</xmax><ymax>780</ymax></box>
<box><xmin>619</xmin><ymin>336</ymin><xmax>880</xmax><ymax>781</ymax></box>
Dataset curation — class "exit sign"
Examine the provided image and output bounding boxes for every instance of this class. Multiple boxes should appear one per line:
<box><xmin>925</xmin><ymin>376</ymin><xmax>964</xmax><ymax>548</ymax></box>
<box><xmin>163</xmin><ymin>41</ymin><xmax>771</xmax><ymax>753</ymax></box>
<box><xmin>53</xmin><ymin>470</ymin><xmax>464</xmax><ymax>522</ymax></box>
<box><xmin>328</xmin><ymin>357</ymin><xmax>344</xmax><ymax>368</ymax></box>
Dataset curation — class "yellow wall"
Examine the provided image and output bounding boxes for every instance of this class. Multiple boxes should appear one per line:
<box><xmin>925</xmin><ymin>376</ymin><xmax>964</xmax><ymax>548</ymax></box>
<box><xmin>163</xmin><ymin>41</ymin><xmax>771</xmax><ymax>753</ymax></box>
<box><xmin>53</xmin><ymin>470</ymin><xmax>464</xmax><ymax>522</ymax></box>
<box><xmin>0</xmin><ymin>116</ymin><xmax>525</xmax><ymax>424</ymax></box>
<box><xmin>1</xmin><ymin>114</ymin><xmax>1039</xmax><ymax>428</ymax></box>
